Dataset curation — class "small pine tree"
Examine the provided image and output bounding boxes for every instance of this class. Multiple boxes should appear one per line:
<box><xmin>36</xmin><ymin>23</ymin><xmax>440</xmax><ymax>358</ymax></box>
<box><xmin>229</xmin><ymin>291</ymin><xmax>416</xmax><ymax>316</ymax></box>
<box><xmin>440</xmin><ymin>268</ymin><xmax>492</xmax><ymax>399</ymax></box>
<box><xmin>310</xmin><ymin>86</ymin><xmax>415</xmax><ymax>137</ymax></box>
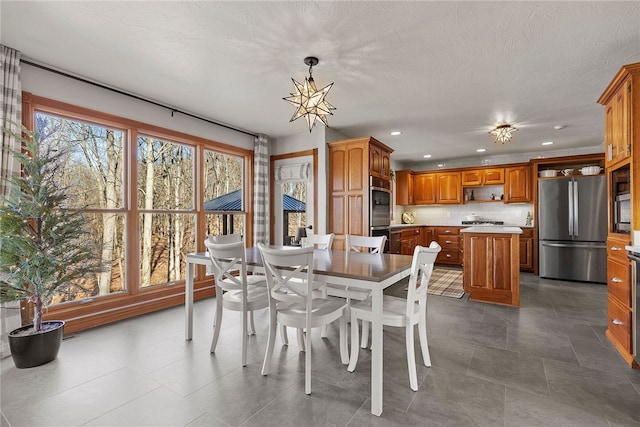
<box><xmin>0</xmin><ymin>126</ymin><xmax>104</xmax><ymax>333</ymax></box>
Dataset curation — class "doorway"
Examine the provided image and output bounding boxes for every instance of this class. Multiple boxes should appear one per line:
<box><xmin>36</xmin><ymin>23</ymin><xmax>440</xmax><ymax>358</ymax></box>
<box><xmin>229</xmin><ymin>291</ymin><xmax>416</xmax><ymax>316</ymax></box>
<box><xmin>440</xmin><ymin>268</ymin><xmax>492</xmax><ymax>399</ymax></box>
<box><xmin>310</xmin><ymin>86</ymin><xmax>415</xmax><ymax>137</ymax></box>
<box><xmin>270</xmin><ymin>150</ymin><xmax>317</xmax><ymax>246</ymax></box>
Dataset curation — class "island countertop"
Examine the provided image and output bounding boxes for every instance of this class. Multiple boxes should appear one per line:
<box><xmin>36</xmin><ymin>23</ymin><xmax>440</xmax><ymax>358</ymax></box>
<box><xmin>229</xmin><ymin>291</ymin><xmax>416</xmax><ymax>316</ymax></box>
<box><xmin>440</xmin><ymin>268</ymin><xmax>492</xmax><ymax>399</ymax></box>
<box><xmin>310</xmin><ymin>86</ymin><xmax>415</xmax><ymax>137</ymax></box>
<box><xmin>461</xmin><ymin>226</ymin><xmax>523</xmax><ymax>234</ymax></box>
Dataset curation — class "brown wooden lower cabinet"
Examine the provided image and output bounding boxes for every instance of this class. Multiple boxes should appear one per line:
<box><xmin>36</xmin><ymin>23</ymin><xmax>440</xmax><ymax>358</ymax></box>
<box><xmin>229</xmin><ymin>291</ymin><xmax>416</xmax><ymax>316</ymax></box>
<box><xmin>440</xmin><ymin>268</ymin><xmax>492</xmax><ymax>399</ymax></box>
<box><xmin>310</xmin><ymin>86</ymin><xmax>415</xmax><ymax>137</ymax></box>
<box><xmin>519</xmin><ymin>228</ymin><xmax>534</xmax><ymax>272</ymax></box>
<box><xmin>400</xmin><ymin>227</ymin><xmax>420</xmax><ymax>255</ymax></box>
<box><xmin>607</xmin><ymin>294</ymin><xmax>632</xmax><ymax>354</ymax></box>
<box><xmin>389</xmin><ymin>229</ymin><xmax>402</xmax><ymax>254</ymax></box>
<box><xmin>434</xmin><ymin>226</ymin><xmax>462</xmax><ymax>266</ymax></box>
<box><xmin>605</xmin><ymin>233</ymin><xmax>636</xmax><ymax>367</ymax></box>
<box><xmin>462</xmin><ymin>232</ymin><xmax>520</xmax><ymax>307</ymax></box>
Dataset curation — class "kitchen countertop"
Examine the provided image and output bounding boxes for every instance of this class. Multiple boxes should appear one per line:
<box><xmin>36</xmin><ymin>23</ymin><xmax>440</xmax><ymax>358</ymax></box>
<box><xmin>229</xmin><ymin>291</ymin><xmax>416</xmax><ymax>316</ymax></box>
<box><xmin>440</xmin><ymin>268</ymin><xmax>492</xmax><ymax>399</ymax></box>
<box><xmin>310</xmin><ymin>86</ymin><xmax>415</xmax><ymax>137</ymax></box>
<box><xmin>625</xmin><ymin>245</ymin><xmax>640</xmax><ymax>253</ymax></box>
<box><xmin>461</xmin><ymin>226</ymin><xmax>523</xmax><ymax>234</ymax></box>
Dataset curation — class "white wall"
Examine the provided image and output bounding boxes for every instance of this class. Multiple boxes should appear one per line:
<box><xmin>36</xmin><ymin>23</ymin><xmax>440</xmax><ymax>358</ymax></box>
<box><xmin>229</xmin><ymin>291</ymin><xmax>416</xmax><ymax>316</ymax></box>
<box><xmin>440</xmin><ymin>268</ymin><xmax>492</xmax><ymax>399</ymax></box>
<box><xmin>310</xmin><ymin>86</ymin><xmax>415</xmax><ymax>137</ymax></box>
<box><xmin>21</xmin><ymin>64</ymin><xmax>255</xmax><ymax>149</ymax></box>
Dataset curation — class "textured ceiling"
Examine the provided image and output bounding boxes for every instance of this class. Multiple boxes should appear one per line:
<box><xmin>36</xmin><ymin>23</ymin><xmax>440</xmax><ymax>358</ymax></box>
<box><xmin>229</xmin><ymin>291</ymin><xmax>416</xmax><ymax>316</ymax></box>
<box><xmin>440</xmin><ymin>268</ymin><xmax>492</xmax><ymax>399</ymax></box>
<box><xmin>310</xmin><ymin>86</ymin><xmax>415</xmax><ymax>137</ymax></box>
<box><xmin>2</xmin><ymin>1</ymin><xmax>640</xmax><ymax>166</ymax></box>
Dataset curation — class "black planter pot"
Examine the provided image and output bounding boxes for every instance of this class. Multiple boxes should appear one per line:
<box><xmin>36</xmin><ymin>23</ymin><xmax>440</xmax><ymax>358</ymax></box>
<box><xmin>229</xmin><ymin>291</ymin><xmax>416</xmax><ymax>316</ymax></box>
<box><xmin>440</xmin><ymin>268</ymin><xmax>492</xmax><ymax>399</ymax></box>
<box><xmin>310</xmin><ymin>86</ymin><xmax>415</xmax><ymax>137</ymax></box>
<box><xmin>8</xmin><ymin>320</ymin><xmax>65</xmax><ymax>369</ymax></box>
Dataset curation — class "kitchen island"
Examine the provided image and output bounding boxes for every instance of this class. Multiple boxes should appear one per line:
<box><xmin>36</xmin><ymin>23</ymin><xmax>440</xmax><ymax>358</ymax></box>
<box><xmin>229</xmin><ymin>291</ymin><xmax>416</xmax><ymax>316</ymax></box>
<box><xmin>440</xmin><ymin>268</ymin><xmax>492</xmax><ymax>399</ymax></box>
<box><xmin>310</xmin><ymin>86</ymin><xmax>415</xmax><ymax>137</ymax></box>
<box><xmin>461</xmin><ymin>226</ymin><xmax>522</xmax><ymax>307</ymax></box>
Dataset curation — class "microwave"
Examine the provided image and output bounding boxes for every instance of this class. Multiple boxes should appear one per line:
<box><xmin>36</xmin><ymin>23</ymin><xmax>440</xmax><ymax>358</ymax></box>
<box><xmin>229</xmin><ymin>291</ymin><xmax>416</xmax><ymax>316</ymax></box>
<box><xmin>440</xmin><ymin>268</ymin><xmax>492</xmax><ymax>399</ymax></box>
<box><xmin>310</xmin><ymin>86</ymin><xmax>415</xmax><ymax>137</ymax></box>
<box><xmin>614</xmin><ymin>192</ymin><xmax>631</xmax><ymax>233</ymax></box>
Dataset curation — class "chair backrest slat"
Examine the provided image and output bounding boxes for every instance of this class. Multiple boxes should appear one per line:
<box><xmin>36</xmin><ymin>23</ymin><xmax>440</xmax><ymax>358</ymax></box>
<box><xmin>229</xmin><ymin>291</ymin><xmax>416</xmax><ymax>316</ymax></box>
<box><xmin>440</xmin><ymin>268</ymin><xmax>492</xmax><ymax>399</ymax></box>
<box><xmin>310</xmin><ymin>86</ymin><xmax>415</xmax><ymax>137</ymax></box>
<box><xmin>405</xmin><ymin>241</ymin><xmax>441</xmax><ymax>317</ymax></box>
<box><xmin>204</xmin><ymin>239</ymin><xmax>247</xmax><ymax>291</ymax></box>
<box><xmin>346</xmin><ymin>234</ymin><xmax>387</xmax><ymax>254</ymax></box>
<box><xmin>258</xmin><ymin>244</ymin><xmax>315</xmax><ymax>306</ymax></box>
<box><xmin>303</xmin><ymin>233</ymin><xmax>334</xmax><ymax>250</ymax></box>
<box><xmin>208</xmin><ymin>234</ymin><xmax>242</xmax><ymax>244</ymax></box>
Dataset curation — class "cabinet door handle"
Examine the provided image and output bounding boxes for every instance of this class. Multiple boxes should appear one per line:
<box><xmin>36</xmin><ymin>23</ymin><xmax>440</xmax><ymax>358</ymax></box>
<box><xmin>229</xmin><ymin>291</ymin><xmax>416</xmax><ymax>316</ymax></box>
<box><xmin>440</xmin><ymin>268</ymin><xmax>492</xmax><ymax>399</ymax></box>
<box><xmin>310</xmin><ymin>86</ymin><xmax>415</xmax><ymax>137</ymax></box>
<box><xmin>445</xmin><ymin>240</ymin><xmax>452</xmax><ymax>244</ymax></box>
<box><xmin>611</xmin><ymin>319</ymin><xmax>624</xmax><ymax>326</ymax></box>
<box><xmin>446</xmin><ymin>254</ymin><xmax>452</xmax><ymax>258</ymax></box>
<box><xmin>444</xmin><ymin>230</ymin><xmax>452</xmax><ymax>233</ymax></box>
<box><xmin>611</xmin><ymin>246</ymin><xmax>622</xmax><ymax>251</ymax></box>
<box><xmin>611</xmin><ymin>277</ymin><xmax>623</xmax><ymax>283</ymax></box>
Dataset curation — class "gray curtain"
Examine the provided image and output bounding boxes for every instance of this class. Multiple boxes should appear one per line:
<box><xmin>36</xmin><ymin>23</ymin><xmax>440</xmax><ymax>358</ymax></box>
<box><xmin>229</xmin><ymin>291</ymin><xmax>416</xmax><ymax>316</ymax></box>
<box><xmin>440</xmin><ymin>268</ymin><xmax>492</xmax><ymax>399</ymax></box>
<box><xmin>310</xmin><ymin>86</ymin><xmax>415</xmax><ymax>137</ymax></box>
<box><xmin>0</xmin><ymin>45</ymin><xmax>23</xmax><ymax>359</ymax></box>
<box><xmin>1</xmin><ymin>44</ymin><xmax>22</xmax><ymax>198</ymax></box>
<box><xmin>253</xmin><ymin>134</ymin><xmax>269</xmax><ymax>245</ymax></box>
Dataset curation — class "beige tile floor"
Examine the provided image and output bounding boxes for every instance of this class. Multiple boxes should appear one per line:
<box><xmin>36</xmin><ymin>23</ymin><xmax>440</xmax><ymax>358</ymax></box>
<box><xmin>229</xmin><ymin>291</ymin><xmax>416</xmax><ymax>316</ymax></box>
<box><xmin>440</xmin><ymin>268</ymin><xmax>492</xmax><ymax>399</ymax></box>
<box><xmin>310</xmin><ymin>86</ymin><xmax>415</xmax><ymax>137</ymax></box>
<box><xmin>2</xmin><ymin>273</ymin><xmax>640</xmax><ymax>426</ymax></box>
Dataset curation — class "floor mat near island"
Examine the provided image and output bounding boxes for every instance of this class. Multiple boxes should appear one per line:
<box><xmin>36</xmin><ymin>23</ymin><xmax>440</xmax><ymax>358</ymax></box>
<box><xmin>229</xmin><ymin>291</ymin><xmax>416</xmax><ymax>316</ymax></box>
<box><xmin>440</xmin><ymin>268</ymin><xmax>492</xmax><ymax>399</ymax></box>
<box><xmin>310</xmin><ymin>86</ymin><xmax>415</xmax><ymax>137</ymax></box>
<box><xmin>426</xmin><ymin>268</ymin><xmax>464</xmax><ymax>298</ymax></box>
<box><xmin>384</xmin><ymin>268</ymin><xmax>464</xmax><ymax>299</ymax></box>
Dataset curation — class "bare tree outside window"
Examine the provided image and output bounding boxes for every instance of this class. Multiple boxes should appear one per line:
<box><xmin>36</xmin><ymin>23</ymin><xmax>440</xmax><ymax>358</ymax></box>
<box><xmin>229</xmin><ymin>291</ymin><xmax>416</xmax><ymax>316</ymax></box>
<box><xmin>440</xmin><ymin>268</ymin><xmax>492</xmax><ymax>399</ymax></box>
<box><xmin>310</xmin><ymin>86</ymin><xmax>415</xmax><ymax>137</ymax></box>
<box><xmin>34</xmin><ymin>112</ymin><xmax>124</xmax><ymax>302</ymax></box>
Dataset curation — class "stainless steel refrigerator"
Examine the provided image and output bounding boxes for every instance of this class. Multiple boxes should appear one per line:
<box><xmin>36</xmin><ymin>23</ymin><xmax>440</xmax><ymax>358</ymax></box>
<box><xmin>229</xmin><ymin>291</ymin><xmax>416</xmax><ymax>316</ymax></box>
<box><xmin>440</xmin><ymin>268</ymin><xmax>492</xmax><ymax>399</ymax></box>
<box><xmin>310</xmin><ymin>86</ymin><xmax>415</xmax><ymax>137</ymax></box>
<box><xmin>538</xmin><ymin>175</ymin><xmax>607</xmax><ymax>283</ymax></box>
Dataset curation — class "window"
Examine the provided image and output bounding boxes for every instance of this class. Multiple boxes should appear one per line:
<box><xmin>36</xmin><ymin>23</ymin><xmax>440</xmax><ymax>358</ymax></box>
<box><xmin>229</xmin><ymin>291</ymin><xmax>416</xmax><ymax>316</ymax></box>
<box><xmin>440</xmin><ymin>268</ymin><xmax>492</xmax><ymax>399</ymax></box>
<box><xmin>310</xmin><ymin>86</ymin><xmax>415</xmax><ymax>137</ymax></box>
<box><xmin>203</xmin><ymin>149</ymin><xmax>246</xmax><ymax>236</ymax></box>
<box><xmin>23</xmin><ymin>94</ymin><xmax>253</xmax><ymax>332</ymax></box>
<box><xmin>34</xmin><ymin>112</ymin><xmax>127</xmax><ymax>304</ymax></box>
<box><xmin>137</xmin><ymin>136</ymin><xmax>195</xmax><ymax>287</ymax></box>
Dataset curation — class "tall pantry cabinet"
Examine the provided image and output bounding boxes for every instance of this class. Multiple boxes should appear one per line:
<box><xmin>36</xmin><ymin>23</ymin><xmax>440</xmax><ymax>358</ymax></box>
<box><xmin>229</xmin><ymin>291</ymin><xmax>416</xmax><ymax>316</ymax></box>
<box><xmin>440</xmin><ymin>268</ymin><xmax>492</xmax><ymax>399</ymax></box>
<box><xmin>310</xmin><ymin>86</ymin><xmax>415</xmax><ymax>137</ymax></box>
<box><xmin>598</xmin><ymin>62</ymin><xmax>640</xmax><ymax>368</ymax></box>
<box><xmin>328</xmin><ymin>137</ymin><xmax>394</xmax><ymax>249</ymax></box>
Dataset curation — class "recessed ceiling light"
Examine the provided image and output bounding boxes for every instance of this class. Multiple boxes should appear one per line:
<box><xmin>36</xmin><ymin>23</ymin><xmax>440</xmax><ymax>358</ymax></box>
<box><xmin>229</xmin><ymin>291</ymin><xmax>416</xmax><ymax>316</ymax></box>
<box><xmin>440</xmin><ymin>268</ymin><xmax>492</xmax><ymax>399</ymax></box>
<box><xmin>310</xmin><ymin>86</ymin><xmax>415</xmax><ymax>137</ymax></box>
<box><xmin>437</xmin><ymin>163</ymin><xmax>445</xmax><ymax>168</ymax></box>
<box><xmin>542</xmin><ymin>141</ymin><xmax>554</xmax><ymax>146</ymax></box>
<box><xmin>476</xmin><ymin>148</ymin><xmax>486</xmax><ymax>152</ymax></box>
<box><xmin>390</xmin><ymin>131</ymin><xmax>402</xmax><ymax>136</ymax></box>
<box><xmin>553</xmin><ymin>125</ymin><xmax>565</xmax><ymax>130</ymax></box>
<box><xmin>423</xmin><ymin>154</ymin><xmax>432</xmax><ymax>158</ymax></box>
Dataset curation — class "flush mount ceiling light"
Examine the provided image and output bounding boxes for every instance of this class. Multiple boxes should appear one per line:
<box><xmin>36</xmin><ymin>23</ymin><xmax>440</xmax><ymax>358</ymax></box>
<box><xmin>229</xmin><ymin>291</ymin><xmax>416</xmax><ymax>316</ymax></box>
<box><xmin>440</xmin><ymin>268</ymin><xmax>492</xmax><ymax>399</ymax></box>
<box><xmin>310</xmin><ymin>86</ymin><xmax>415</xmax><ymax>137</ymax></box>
<box><xmin>283</xmin><ymin>56</ymin><xmax>336</xmax><ymax>132</ymax></box>
<box><xmin>489</xmin><ymin>123</ymin><xmax>518</xmax><ymax>144</ymax></box>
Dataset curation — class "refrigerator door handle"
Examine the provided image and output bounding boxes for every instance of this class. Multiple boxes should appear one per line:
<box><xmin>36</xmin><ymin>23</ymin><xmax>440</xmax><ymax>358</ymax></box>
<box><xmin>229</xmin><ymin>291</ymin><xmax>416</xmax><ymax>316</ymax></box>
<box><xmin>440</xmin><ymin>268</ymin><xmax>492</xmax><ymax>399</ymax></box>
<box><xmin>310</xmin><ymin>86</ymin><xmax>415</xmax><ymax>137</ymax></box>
<box><xmin>541</xmin><ymin>241</ymin><xmax>607</xmax><ymax>249</ymax></box>
<box><xmin>573</xmin><ymin>180</ymin><xmax>578</xmax><ymax>238</ymax></box>
<box><xmin>568</xmin><ymin>181</ymin><xmax>574</xmax><ymax>236</ymax></box>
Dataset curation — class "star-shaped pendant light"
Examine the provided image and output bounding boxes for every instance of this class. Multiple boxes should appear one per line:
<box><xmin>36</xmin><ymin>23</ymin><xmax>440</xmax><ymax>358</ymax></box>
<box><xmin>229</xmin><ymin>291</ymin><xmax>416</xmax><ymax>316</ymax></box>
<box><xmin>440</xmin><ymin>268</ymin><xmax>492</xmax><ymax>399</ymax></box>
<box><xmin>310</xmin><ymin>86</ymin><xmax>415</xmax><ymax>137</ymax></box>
<box><xmin>284</xmin><ymin>57</ymin><xmax>336</xmax><ymax>132</ymax></box>
<box><xmin>489</xmin><ymin>123</ymin><xmax>518</xmax><ymax>144</ymax></box>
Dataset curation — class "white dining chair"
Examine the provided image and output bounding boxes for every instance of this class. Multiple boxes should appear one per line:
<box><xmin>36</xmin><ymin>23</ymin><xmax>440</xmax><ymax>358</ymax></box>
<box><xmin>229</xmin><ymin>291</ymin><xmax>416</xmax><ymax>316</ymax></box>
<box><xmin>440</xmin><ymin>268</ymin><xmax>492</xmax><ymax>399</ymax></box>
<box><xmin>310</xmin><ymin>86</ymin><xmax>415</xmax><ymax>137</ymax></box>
<box><xmin>257</xmin><ymin>243</ymin><xmax>349</xmax><ymax>395</ymax></box>
<box><xmin>208</xmin><ymin>233</ymin><xmax>243</xmax><ymax>244</ymax></box>
<box><xmin>302</xmin><ymin>232</ymin><xmax>334</xmax><ymax>249</ymax></box>
<box><xmin>347</xmin><ymin>242</ymin><xmax>441</xmax><ymax>391</ymax></box>
<box><xmin>323</xmin><ymin>235</ymin><xmax>387</xmax><ymax>342</ymax></box>
<box><xmin>204</xmin><ymin>237</ymin><xmax>269</xmax><ymax>367</ymax></box>
<box><xmin>345</xmin><ymin>234</ymin><xmax>387</xmax><ymax>254</ymax></box>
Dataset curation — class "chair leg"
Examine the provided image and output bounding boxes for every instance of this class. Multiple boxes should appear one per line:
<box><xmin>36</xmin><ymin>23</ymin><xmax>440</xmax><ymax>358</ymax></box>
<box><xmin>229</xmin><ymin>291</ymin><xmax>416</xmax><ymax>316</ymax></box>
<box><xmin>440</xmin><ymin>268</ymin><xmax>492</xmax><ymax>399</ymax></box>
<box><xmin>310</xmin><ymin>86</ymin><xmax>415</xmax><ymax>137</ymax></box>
<box><xmin>262</xmin><ymin>310</ymin><xmax>278</xmax><ymax>376</ymax></box>
<box><xmin>347</xmin><ymin>314</ymin><xmax>360</xmax><ymax>372</ymax></box>
<box><xmin>320</xmin><ymin>287</ymin><xmax>328</xmax><ymax>337</ymax></box>
<box><xmin>248</xmin><ymin>310</ymin><xmax>256</xmax><ymax>335</ymax></box>
<box><xmin>305</xmin><ymin>328</ymin><xmax>312</xmax><ymax>395</ymax></box>
<box><xmin>360</xmin><ymin>320</ymin><xmax>369</xmax><ymax>348</ymax></box>
<box><xmin>418</xmin><ymin>312</ymin><xmax>431</xmax><ymax>366</ymax></box>
<box><xmin>339</xmin><ymin>311</ymin><xmax>349</xmax><ymax>365</ymax></box>
<box><xmin>406</xmin><ymin>323</ymin><xmax>418</xmax><ymax>391</ymax></box>
<box><xmin>280</xmin><ymin>325</ymin><xmax>288</xmax><ymax>345</ymax></box>
<box><xmin>297</xmin><ymin>328</ymin><xmax>306</xmax><ymax>352</ymax></box>
<box><xmin>241</xmin><ymin>303</ymin><xmax>248</xmax><ymax>367</ymax></box>
<box><xmin>210</xmin><ymin>290</ymin><xmax>224</xmax><ymax>353</ymax></box>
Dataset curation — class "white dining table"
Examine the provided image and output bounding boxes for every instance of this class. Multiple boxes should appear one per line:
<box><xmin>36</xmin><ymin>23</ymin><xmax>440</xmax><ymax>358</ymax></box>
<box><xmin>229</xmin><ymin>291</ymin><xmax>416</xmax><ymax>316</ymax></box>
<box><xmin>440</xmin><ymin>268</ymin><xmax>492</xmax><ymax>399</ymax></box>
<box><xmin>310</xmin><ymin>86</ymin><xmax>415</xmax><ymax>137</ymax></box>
<box><xmin>184</xmin><ymin>247</ymin><xmax>413</xmax><ymax>416</ymax></box>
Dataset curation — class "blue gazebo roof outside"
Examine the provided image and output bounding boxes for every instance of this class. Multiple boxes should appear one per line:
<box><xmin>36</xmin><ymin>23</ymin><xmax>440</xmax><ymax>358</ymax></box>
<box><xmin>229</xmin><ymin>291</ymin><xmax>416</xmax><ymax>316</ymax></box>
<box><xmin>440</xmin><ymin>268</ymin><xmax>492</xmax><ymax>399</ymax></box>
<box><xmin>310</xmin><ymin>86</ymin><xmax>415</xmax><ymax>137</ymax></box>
<box><xmin>204</xmin><ymin>189</ymin><xmax>305</xmax><ymax>212</ymax></box>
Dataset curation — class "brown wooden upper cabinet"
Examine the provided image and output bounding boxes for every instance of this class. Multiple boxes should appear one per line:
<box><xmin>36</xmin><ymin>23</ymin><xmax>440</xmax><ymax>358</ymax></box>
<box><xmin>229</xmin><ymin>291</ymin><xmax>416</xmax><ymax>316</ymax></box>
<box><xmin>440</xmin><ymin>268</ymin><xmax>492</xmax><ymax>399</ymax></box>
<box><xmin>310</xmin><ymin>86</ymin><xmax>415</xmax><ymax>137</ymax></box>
<box><xmin>395</xmin><ymin>170</ymin><xmax>414</xmax><ymax>205</ymax></box>
<box><xmin>414</xmin><ymin>173</ymin><xmax>437</xmax><ymax>204</ymax></box>
<box><xmin>369</xmin><ymin>143</ymin><xmax>392</xmax><ymax>180</ymax></box>
<box><xmin>436</xmin><ymin>172</ymin><xmax>462</xmax><ymax>204</ymax></box>
<box><xmin>397</xmin><ymin>164</ymin><xmax>529</xmax><ymax>206</ymax></box>
<box><xmin>461</xmin><ymin>168</ymin><xmax>504</xmax><ymax>186</ymax></box>
<box><xmin>601</xmin><ymin>77</ymin><xmax>632</xmax><ymax>169</ymax></box>
<box><xmin>504</xmin><ymin>165</ymin><xmax>531</xmax><ymax>203</ymax></box>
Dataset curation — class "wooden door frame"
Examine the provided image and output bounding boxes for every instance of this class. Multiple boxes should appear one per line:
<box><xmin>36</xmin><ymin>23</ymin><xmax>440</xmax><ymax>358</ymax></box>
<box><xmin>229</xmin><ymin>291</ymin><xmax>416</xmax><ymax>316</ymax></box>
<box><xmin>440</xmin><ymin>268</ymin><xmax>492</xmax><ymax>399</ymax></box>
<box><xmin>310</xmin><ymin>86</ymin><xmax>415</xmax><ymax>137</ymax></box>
<box><xmin>269</xmin><ymin>149</ymin><xmax>318</xmax><ymax>244</ymax></box>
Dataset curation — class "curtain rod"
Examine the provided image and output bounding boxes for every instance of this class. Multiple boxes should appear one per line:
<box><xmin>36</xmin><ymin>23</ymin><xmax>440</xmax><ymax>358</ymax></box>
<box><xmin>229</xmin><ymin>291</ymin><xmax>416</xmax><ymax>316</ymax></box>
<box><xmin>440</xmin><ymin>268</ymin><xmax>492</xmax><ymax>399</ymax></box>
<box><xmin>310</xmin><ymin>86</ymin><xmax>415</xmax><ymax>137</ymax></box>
<box><xmin>21</xmin><ymin>59</ymin><xmax>258</xmax><ymax>138</ymax></box>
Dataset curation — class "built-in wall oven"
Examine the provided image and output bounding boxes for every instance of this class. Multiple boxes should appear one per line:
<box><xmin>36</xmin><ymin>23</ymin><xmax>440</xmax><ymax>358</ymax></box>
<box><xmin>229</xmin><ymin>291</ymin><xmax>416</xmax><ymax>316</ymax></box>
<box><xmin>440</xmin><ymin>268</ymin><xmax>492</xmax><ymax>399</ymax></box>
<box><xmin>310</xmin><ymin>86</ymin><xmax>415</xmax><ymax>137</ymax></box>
<box><xmin>370</xmin><ymin>176</ymin><xmax>391</xmax><ymax>252</ymax></box>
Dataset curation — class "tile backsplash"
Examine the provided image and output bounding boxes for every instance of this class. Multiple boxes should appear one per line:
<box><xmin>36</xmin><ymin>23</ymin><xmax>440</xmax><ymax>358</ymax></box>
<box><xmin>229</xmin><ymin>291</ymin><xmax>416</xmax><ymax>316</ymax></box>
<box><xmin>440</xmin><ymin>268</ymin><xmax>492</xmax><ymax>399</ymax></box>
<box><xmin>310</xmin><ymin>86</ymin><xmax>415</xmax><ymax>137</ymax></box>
<box><xmin>394</xmin><ymin>202</ymin><xmax>534</xmax><ymax>227</ymax></box>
